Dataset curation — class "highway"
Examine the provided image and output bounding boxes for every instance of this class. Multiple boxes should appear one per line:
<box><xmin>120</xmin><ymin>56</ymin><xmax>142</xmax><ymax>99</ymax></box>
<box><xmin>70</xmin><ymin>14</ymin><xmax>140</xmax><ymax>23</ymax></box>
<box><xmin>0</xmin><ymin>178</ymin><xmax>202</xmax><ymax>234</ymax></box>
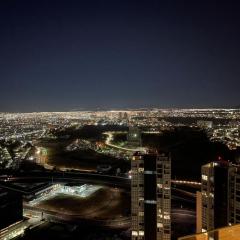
<box><xmin>172</xmin><ymin>179</ymin><xmax>201</xmax><ymax>186</ymax></box>
<box><xmin>0</xmin><ymin>171</ymin><xmax>200</xmax><ymax>193</ymax></box>
<box><xmin>24</xmin><ymin>206</ymin><xmax>131</xmax><ymax>229</ymax></box>
<box><xmin>0</xmin><ymin>170</ymin><xmax>200</xmax><ymax>198</ymax></box>
<box><xmin>103</xmin><ymin>132</ymin><xmax>146</xmax><ymax>152</ymax></box>
<box><xmin>172</xmin><ymin>208</ymin><xmax>195</xmax><ymax>219</ymax></box>
<box><xmin>22</xmin><ymin>206</ymin><xmax>195</xmax><ymax>230</ymax></box>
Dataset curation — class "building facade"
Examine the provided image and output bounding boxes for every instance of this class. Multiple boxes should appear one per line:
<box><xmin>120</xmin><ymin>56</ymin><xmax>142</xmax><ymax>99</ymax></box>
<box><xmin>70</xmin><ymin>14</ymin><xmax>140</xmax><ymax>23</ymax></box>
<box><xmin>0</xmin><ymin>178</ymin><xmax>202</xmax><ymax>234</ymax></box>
<box><xmin>128</xmin><ymin>127</ymin><xmax>142</xmax><ymax>148</ymax></box>
<box><xmin>200</xmin><ymin>161</ymin><xmax>240</xmax><ymax>233</ymax></box>
<box><xmin>178</xmin><ymin>224</ymin><xmax>240</xmax><ymax>240</ymax></box>
<box><xmin>0</xmin><ymin>187</ymin><xmax>23</xmax><ymax>230</ymax></box>
<box><xmin>131</xmin><ymin>151</ymin><xmax>171</xmax><ymax>240</ymax></box>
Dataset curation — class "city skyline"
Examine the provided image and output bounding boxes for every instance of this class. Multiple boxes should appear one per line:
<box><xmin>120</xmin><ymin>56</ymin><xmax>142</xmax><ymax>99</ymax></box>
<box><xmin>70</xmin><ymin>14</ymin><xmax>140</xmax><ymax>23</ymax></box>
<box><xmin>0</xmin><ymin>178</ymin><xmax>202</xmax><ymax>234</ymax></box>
<box><xmin>0</xmin><ymin>107</ymin><xmax>239</xmax><ymax>239</ymax></box>
<box><xmin>1</xmin><ymin>0</ymin><xmax>240</xmax><ymax>112</ymax></box>
<box><xmin>1</xmin><ymin>1</ymin><xmax>240</xmax><ymax>240</ymax></box>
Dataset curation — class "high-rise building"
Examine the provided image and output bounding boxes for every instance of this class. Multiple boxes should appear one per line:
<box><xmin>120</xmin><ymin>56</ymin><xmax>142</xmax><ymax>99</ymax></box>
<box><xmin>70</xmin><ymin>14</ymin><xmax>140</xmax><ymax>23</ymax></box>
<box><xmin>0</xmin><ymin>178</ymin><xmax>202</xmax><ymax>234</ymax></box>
<box><xmin>178</xmin><ymin>223</ymin><xmax>240</xmax><ymax>240</ymax></box>
<box><xmin>128</xmin><ymin>127</ymin><xmax>142</xmax><ymax>148</ymax></box>
<box><xmin>131</xmin><ymin>151</ymin><xmax>171</xmax><ymax>240</ymax></box>
<box><xmin>200</xmin><ymin>160</ymin><xmax>240</xmax><ymax>233</ymax></box>
<box><xmin>0</xmin><ymin>187</ymin><xmax>28</xmax><ymax>240</ymax></box>
<box><xmin>229</xmin><ymin>166</ymin><xmax>240</xmax><ymax>225</ymax></box>
<box><xmin>0</xmin><ymin>187</ymin><xmax>23</xmax><ymax>230</ymax></box>
<box><xmin>196</xmin><ymin>191</ymin><xmax>202</xmax><ymax>233</ymax></box>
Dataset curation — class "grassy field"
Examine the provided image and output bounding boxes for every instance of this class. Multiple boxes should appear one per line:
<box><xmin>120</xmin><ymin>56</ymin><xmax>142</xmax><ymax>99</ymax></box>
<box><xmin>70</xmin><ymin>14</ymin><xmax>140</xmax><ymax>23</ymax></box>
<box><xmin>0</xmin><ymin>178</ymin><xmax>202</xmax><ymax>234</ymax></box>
<box><xmin>37</xmin><ymin>139</ymin><xmax>122</xmax><ymax>171</ymax></box>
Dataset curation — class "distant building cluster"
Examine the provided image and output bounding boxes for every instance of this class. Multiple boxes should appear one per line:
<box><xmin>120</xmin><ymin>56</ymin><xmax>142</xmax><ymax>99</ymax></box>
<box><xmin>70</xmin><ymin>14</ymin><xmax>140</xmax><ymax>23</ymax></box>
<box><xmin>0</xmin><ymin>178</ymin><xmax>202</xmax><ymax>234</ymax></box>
<box><xmin>1</xmin><ymin>108</ymin><xmax>239</xmax><ymax>170</ymax></box>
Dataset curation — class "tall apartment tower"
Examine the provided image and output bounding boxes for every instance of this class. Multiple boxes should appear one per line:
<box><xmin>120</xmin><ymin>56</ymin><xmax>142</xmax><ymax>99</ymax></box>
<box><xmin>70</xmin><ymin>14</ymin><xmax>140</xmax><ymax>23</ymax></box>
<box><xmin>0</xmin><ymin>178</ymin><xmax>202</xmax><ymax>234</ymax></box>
<box><xmin>0</xmin><ymin>187</ymin><xmax>23</xmax><ymax>230</ymax></box>
<box><xmin>131</xmin><ymin>151</ymin><xmax>171</xmax><ymax>240</ymax></box>
<box><xmin>228</xmin><ymin>165</ymin><xmax>240</xmax><ymax>225</ymax></box>
<box><xmin>200</xmin><ymin>160</ymin><xmax>240</xmax><ymax>233</ymax></box>
<box><xmin>128</xmin><ymin>127</ymin><xmax>142</xmax><ymax>148</ymax></box>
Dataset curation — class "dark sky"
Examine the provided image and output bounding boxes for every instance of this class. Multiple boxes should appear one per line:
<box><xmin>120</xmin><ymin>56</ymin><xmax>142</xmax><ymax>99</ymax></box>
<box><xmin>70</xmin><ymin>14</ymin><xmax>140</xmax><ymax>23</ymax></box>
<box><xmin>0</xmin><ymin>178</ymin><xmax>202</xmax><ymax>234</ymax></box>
<box><xmin>0</xmin><ymin>0</ymin><xmax>240</xmax><ymax>112</ymax></box>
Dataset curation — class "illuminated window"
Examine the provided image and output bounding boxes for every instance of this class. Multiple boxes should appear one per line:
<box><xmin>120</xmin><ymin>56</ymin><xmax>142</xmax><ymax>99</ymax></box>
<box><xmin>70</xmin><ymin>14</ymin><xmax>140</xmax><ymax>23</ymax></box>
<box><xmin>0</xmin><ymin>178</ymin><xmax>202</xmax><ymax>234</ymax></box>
<box><xmin>139</xmin><ymin>231</ymin><xmax>144</xmax><ymax>236</ymax></box>
<box><xmin>164</xmin><ymin>215</ymin><xmax>170</xmax><ymax>220</ymax></box>
<box><xmin>132</xmin><ymin>231</ymin><xmax>138</xmax><ymax>236</ymax></box>
<box><xmin>157</xmin><ymin>222</ymin><xmax>163</xmax><ymax>228</ymax></box>
<box><xmin>202</xmin><ymin>175</ymin><xmax>208</xmax><ymax>181</ymax></box>
<box><xmin>139</xmin><ymin>211</ymin><xmax>144</xmax><ymax>216</ymax></box>
<box><xmin>209</xmin><ymin>193</ymin><xmax>214</xmax><ymax>198</ymax></box>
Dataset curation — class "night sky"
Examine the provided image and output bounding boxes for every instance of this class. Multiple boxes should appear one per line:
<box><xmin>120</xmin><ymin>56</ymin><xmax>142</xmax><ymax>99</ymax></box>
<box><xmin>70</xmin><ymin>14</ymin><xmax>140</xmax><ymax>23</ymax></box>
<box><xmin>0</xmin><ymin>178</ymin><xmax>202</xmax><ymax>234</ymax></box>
<box><xmin>0</xmin><ymin>0</ymin><xmax>240</xmax><ymax>112</ymax></box>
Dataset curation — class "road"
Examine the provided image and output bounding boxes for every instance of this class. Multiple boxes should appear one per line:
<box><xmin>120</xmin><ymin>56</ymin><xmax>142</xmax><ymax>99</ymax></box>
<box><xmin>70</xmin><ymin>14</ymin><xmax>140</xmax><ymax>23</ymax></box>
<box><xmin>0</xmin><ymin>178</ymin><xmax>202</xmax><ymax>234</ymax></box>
<box><xmin>172</xmin><ymin>208</ymin><xmax>195</xmax><ymax>219</ymax></box>
<box><xmin>24</xmin><ymin>205</ymin><xmax>131</xmax><ymax>229</ymax></box>
<box><xmin>0</xmin><ymin>171</ymin><xmax>200</xmax><ymax>197</ymax></box>
<box><xmin>0</xmin><ymin>171</ymin><xmax>200</xmax><ymax>192</ymax></box>
<box><xmin>103</xmin><ymin>132</ymin><xmax>146</xmax><ymax>152</ymax></box>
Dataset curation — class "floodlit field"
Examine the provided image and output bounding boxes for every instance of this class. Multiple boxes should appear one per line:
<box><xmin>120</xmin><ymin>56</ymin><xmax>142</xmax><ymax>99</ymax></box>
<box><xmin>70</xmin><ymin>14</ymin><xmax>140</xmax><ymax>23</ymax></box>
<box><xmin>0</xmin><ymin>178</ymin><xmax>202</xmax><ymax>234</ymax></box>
<box><xmin>29</xmin><ymin>184</ymin><xmax>102</xmax><ymax>206</ymax></box>
<box><xmin>35</xmin><ymin>187</ymin><xmax>130</xmax><ymax>220</ymax></box>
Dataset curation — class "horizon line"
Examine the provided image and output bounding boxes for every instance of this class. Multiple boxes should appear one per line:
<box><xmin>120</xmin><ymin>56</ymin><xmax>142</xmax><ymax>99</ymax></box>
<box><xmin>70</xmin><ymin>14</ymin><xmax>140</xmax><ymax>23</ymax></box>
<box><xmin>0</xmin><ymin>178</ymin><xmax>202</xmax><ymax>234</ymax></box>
<box><xmin>0</xmin><ymin>107</ymin><xmax>239</xmax><ymax>114</ymax></box>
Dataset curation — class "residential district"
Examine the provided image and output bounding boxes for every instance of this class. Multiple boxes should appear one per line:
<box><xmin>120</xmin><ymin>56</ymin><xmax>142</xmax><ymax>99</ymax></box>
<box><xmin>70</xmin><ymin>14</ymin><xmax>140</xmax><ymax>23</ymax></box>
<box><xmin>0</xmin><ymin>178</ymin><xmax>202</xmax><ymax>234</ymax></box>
<box><xmin>0</xmin><ymin>108</ymin><xmax>240</xmax><ymax>240</ymax></box>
